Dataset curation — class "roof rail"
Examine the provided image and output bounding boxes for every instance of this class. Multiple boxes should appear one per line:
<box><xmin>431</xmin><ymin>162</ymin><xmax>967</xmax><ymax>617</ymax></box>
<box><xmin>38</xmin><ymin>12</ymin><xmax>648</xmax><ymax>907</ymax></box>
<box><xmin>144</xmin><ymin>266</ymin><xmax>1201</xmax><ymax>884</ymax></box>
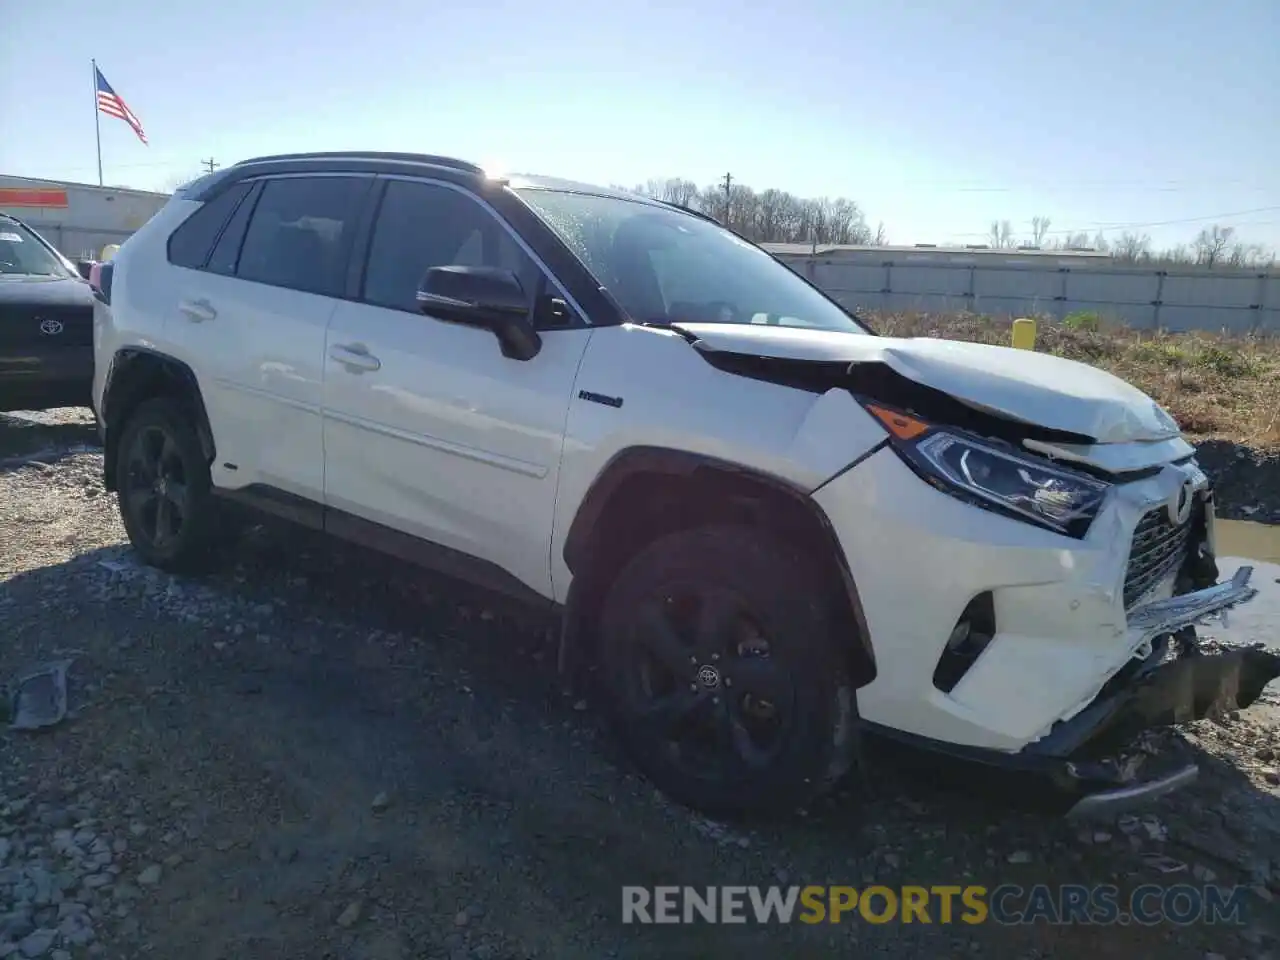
<box><xmin>235</xmin><ymin>151</ymin><xmax>485</xmax><ymax>174</ymax></box>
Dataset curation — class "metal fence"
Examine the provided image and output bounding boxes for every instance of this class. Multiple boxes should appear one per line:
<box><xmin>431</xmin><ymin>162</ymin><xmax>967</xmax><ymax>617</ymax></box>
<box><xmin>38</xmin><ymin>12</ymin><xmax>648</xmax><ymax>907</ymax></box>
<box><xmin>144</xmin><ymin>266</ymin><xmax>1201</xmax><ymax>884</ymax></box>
<box><xmin>774</xmin><ymin>253</ymin><xmax>1278</xmax><ymax>334</ymax></box>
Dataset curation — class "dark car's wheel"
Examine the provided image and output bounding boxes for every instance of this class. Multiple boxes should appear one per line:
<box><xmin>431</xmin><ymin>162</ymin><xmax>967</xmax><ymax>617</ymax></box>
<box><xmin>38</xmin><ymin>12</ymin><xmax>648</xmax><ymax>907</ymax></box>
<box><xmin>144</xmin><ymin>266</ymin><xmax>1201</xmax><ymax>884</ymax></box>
<box><xmin>114</xmin><ymin>397</ymin><xmax>228</xmax><ymax>573</ymax></box>
<box><xmin>597</xmin><ymin>524</ymin><xmax>857</xmax><ymax>817</ymax></box>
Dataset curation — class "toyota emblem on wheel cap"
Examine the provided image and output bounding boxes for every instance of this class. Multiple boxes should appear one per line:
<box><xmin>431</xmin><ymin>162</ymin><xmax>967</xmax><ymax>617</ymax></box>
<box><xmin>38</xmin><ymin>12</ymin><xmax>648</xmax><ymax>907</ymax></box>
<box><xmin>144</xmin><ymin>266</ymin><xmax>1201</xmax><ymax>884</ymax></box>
<box><xmin>696</xmin><ymin>664</ymin><xmax>721</xmax><ymax>690</ymax></box>
<box><xmin>38</xmin><ymin>318</ymin><xmax>64</xmax><ymax>336</ymax></box>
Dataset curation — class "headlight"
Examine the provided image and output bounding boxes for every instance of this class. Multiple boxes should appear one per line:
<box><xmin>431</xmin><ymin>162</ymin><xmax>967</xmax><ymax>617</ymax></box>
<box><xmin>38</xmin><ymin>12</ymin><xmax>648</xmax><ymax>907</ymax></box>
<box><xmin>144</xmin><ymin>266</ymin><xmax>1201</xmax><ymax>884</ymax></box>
<box><xmin>863</xmin><ymin>403</ymin><xmax>1110</xmax><ymax>538</ymax></box>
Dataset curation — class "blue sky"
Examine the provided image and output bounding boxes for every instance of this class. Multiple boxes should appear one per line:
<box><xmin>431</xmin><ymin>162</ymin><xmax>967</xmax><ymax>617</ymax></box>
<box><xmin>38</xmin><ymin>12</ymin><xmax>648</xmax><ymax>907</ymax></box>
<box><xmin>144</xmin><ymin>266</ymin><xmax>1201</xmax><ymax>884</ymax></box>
<box><xmin>2</xmin><ymin>0</ymin><xmax>1277</xmax><ymax>250</ymax></box>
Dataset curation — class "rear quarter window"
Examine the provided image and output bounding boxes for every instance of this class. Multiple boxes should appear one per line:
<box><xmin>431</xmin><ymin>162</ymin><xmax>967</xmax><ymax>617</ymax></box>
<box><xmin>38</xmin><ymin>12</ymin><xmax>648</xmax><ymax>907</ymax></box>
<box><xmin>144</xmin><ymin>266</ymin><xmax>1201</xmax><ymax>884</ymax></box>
<box><xmin>166</xmin><ymin>182</ymin><xmax>254</xmax><ymax>269</ymax></box>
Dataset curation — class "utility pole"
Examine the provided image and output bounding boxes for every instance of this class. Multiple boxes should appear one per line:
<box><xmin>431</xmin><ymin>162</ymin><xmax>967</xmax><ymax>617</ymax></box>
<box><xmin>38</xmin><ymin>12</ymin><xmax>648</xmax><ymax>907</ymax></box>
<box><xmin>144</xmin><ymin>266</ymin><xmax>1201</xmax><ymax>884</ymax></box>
<box><xmin>722</xmin><ymin>172</ymin><xmax>732</xmax><ymax>224</ymax></box>
<box><xmin>202</xmin><ymin>157</ymin><xmax>219</xmax><ymax>174</ymax></box>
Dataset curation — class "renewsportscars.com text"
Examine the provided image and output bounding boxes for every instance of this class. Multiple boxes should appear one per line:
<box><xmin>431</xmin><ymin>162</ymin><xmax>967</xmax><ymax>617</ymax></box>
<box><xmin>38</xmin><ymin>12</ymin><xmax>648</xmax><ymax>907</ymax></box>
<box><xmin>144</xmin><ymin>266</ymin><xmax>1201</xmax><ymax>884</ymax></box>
<box><xmin>622</xmin><ymin>884</ymin><xmax>1250</xmax><ymax>926</ymax></box>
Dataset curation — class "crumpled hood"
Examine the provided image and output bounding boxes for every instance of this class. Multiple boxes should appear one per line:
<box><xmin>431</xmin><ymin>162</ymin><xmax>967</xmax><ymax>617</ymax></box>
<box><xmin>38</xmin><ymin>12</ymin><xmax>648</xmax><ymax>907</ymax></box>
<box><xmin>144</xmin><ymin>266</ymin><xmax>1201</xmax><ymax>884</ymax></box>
<box><xmin>672</xmin><ymin>323</ymin><xmax>1183</xmax><ymax>444</ymax></box>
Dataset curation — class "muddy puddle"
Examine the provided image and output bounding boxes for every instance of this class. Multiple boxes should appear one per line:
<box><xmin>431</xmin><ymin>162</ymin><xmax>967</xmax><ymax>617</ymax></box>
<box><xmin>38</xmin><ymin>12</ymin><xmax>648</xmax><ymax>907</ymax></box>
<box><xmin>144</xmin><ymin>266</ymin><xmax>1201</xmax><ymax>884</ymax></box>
<box><xmin>1217</xmin><ymin>518</ymin><xmax>1280</xmax><ymax>564</ymax></box>
<box><xmin>1211</xmin><ymin>519</ymin><xmax>1280</xmax><ymax>650</ymax></box>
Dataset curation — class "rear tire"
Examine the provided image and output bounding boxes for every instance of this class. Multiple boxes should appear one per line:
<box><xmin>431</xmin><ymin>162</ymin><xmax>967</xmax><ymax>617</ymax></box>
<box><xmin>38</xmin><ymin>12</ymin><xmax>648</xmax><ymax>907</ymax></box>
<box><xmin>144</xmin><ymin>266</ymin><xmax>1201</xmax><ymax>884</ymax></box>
<box><xmin>597</xmin><ymin>524</ymin><xmax>856</xmax><ymax>818</ymax></box>
<box><xmin>114</xmin><ymin>397</ymin><xmax>230</xmax><ymax>574</ymax></box>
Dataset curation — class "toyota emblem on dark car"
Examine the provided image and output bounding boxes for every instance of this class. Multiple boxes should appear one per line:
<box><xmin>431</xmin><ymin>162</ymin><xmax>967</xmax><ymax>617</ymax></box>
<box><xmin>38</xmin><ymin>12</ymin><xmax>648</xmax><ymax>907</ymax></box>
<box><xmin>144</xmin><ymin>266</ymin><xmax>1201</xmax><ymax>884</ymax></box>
<box><xmin>39</xmin><ymin>317</ymin><xmax>65</xmax><ymax>336</ymax></box>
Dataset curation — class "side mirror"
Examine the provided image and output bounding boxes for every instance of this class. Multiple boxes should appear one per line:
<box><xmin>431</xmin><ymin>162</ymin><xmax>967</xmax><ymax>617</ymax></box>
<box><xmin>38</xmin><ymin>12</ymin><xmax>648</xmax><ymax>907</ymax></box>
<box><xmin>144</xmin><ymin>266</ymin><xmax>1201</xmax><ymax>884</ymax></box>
<box><xmin>417</xmin><ymin>265</ymin><xmax>542</xmax><ymax>361</ymax></box>
<box><xmin>75</xmin><ymin>259</ymin><xmax>95</xmax><ymax>281</ymax></box>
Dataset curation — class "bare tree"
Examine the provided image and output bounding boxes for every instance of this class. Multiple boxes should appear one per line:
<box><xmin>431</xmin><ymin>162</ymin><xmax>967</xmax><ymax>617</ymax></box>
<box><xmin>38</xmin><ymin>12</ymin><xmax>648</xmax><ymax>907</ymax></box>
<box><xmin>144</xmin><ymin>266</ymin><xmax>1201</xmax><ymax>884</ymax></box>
<box><xmin>1030</xmin><ymin>215</ymin><xmax>1051</xmax><ymax>246</ymax></box>
<box><xmin>641</xmin><ymin>177</ymin><xmax>701</xmax><ymax>208</ymax></box>
<box><xmin>988</xmin><ymin>219</ymin><xmax>1014</xmax><ymax>249</ymax></box>
<box><xmin>1057</xmin><ymin>231</ymin><xmax>1091</xmax><ymax>250</ymax></box>
<box><xmin>1194</xmin><ymin>224</ymin><xmax>1235</xmax><ymax>268</ymax></box>
<box><xmin>1224</xmin><ymin>241</ymin><xmax>1274</xmax><ymax>268</ymax></box>
<box><xmin>1111</xmin><ymin>232</ymin><xmax>1152</xmax><ymax>262</ymax></box>
<box><xmin>624</xmin><ymin>184</ymin><xmax>1276</xmax><ymax>266</ymax></box>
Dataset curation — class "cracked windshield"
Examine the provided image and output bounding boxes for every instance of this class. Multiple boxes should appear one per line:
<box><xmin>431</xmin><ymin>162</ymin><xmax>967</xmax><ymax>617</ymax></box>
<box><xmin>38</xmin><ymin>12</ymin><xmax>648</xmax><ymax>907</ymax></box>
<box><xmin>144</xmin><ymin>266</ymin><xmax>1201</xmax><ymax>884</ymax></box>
<box><xmin>1</xmin><ymin>1</ymin><xmax>1277</xmax><ymax>958</ymax></box>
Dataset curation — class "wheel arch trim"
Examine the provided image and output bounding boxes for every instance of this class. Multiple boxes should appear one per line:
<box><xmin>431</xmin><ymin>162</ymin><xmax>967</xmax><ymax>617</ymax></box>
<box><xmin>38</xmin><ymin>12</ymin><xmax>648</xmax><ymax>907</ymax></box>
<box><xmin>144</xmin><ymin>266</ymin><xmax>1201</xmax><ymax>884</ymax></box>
<box><xmin>101</xmin><ymin>347</ymin><xmax>215</xmax><ymax>492</ymax></box>
<box><xmin>558</xmin><ymin>445</ymin><xmax>877</xmax><ymax>684</ymax></box>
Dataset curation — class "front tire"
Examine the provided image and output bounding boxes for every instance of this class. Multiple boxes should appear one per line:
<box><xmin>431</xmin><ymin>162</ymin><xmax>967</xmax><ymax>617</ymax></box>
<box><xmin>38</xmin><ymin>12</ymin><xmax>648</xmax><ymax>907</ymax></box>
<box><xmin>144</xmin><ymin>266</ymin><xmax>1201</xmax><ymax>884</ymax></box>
<box><xmin>597</xmin><ymin>524</ymin><xmax>856</xmax><ymax>817</ymax></box>
<box><xmin>114</xmin><ymin>397</ymin><xmax>228</xmax><ymax>574</ymax></box>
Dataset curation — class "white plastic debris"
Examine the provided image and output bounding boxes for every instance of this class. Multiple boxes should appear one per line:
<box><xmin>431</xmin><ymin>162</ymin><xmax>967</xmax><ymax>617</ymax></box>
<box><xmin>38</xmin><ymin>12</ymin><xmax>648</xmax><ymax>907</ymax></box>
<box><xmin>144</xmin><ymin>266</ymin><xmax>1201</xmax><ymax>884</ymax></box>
<box><xmin>7</xmin><ymin>658</ymin><xmax>74</xmax><ymax>731</ymax></box>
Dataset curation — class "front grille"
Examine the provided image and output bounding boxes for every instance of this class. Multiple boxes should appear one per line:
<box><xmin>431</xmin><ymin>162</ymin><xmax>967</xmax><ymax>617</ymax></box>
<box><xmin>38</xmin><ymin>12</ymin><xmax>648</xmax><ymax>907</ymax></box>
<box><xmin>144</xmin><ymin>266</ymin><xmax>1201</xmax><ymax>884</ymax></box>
<box><xmin>0</xmin><ymin>302</ymin><xmax>94</xmax><ymax>346</ymax></box>
<box><xmin>1123</xmin><ymin>505</ymin><xmax>1193</xmax><ymax>608</ymax></box>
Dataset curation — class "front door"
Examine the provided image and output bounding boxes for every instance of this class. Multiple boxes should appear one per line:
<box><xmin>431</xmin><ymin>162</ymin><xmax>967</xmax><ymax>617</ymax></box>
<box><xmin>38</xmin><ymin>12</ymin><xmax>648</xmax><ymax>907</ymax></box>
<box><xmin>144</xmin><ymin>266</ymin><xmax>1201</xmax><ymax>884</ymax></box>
<box><xmin>322</xmin><ymin>178</ymin><xmax>591</xmax><ymax>598</ymax></box>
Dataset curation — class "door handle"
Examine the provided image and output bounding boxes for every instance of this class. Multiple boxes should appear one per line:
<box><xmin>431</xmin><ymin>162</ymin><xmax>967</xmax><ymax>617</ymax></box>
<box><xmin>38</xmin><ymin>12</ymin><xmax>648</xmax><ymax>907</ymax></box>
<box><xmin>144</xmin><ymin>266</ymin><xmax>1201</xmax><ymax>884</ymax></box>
<box><xmin>329</xmin><ymin>343</ymin><xmax>381</xmax><ymax>373</ymax></box>
<box><xmin>178</xmin><ymin>299</ymin><xmax>217</xmax><ymax>323</ymax></box>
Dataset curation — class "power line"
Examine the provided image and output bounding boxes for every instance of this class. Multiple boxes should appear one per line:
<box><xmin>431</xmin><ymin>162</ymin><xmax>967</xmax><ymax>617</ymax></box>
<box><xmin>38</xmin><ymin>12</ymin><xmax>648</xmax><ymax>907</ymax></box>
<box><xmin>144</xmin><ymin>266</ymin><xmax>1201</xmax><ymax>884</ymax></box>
<box><xmin>948</xmin><ymin>205</ymin><xmax>1280</xmax><ymax>240</ymax></box>
<box><xmin>1071</xmin><ymin>205</ymin><xmax>1280</xmax><ymax>232</ymax></box>
<box><xmin>950</xmin><ymin>185</ymin><xmax>1277</xmax><ymax>194</ymax></box>
<box><xmin>202</xmin><ymin>157</ymin><xmax>219</xmax><ymax>174</ymax></box>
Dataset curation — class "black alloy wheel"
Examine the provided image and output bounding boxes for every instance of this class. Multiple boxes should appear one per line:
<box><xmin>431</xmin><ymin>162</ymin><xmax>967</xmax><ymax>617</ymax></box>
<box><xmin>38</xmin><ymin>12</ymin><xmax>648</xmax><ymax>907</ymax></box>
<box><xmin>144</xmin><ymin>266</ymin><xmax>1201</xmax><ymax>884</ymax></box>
<box><xmin>115</xmin><ymin>397</ymin><xmax>227</xmax><ymax>573</ymax></box>
<box><xmin>599</xmin><ymin>524</ymin><xmax>856</xmax><ymax>817</ymax></box>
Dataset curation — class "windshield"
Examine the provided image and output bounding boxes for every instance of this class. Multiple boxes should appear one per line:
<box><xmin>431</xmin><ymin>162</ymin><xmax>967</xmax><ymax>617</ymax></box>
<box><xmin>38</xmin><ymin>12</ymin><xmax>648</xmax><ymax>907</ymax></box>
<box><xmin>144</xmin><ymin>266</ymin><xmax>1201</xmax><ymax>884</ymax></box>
<box><xmin>515</xmin><ymin>189</ymin><xmax>871</xmax><ymax>334</ymax></box>
<box><xmin>0</xmin><ymin>221</ymin><xmax>75</xmax><ymax>278</ymax></box>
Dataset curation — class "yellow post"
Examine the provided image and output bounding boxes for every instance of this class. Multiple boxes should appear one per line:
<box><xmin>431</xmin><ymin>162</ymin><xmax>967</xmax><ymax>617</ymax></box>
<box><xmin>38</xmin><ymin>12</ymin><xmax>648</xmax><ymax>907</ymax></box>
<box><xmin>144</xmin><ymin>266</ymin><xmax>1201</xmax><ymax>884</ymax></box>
<box><xmin>1011</xmin><ymin>317</ymin><xmax>1036</xmax><ymax>350</ymax></box>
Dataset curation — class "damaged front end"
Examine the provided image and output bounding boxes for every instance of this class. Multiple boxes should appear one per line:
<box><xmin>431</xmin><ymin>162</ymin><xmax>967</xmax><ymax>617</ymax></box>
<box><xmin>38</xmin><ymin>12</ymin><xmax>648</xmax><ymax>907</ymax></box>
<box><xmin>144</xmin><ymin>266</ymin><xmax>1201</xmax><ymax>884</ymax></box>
<box><xmin>862</xmin><ymin>509</ymin><xmax>1274</xmax><ymax>820</ymax></box>
<box><xmin>1026</xmin><ymin>564</ymin><xmax>1276</xmax><ymax>819</ymax></box>
<box><xmin>671</xmin><ymin>323</ymin><xmax>1278</xmax><ymax>816</ymax></box>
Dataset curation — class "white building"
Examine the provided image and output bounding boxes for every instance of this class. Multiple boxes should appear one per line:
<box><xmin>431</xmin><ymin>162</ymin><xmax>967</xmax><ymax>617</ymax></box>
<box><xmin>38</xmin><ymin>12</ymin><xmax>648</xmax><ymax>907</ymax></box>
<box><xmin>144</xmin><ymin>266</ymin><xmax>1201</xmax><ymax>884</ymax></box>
<box><xmin>0</xmin><ymin>175</ymin><xmax>170</xmax><ymax>259</ymax></box>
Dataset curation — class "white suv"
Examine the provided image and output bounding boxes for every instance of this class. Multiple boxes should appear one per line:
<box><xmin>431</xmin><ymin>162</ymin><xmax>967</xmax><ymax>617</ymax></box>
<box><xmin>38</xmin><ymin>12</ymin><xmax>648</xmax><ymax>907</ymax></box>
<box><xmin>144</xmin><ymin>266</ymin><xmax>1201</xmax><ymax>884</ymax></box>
<box><xmin>90</xmin><ymin>152</ymin><xmax>1275</xmax><ymax>818</ymax></box>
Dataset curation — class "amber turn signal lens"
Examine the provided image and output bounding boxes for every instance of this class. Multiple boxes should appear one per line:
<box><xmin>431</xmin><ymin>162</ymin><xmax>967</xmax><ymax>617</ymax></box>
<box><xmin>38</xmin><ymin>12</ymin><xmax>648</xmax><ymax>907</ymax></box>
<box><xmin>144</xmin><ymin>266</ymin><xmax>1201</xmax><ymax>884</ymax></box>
<box><xmin>864</xmin><ymin>403</ymin><xmax>930</xmax><ymax>441</ymax></box>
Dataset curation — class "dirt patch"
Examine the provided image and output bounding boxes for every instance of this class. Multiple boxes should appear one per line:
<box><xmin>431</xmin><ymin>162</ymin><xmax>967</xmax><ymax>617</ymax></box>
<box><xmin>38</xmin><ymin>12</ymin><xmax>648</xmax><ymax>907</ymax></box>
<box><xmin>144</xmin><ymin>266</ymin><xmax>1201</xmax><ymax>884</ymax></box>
<box><xmin>1193</xmin><ymin>441</ymin><xmax>1280</xmax><ymax>525</ymax></box>
<box><xmin>0</xmin><ymin>417</ymin><xmax>1278</xmax><ymax>959</ymax></box>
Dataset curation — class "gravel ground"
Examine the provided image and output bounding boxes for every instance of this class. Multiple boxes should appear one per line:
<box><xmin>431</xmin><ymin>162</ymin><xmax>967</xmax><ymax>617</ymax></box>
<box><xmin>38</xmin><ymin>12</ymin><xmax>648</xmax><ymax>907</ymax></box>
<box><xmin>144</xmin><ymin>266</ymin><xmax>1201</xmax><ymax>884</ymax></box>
<box><xmin>1</xmin><ymin>409</ymin><xmax>1278</xmax><ymax>960</ymax></box>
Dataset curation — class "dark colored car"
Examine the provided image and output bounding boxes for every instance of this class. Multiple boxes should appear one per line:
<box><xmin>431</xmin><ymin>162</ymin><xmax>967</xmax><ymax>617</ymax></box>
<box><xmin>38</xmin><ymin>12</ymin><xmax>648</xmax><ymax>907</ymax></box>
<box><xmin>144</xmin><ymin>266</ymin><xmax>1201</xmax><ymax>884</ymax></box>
<box><xmin>0</xmin><ymin>214</ymin><xmax>95</xmax><ymax>411</ymax></box>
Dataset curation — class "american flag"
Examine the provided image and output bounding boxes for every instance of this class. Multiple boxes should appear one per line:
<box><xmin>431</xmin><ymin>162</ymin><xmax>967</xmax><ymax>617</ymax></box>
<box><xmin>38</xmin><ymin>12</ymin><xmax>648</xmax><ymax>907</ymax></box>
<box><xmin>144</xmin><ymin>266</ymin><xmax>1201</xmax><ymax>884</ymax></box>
<box><xmin>95</xmin><ymin>65</ymin><xmax>148</xmax><ymax>145</ymax></box>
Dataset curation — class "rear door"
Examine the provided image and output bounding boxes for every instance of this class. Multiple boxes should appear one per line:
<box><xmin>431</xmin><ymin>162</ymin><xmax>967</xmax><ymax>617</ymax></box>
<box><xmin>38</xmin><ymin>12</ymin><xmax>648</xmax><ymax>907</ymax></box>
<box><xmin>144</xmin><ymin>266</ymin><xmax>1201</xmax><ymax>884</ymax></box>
<box><xmin>159</xmin><ymin>174</ymin><xmax>373</xmax><ymax>502</ymax></box>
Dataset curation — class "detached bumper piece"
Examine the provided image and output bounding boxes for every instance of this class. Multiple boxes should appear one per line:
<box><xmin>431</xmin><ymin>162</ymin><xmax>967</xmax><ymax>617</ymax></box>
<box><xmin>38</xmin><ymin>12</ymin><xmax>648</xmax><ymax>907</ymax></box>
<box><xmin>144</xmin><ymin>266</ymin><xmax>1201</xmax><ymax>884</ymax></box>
<box><xmin>1043</xmin><ymin>566</ymin><xmax>1276</xmax><ymax>818</ymax></box>
<box><xmin>870</xmin><ymin>568</ymin><xmax>1276</xmax><ymax>819</ymax></box>
<box><xmin>1126</xmin><ymin>564</ymin><xmax>1259</xmax><ymax>641</ymax></box>
<box><xmin>1056</xmin><ymin>638</ymin><xmax>1280</xmax><ymax>819</ymax></box>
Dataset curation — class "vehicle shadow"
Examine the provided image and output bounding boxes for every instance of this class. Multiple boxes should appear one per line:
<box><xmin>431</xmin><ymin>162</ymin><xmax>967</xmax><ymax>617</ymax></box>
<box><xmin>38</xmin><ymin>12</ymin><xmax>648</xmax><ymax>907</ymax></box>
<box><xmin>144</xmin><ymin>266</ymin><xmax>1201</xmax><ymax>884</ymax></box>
<box><xmin>90</xmin><ymin>517</ymin><xmax>1280</xmax><ymax>835</ymax></box>
<box><xmin>3</xmin><ymin>527</ymin><xmax>1277</xmax><ymax>957</ymax></box>
<box><xmin>231</xmin><ymin>520</ymin><xmax>1280</xmax><ymax>910</ymax></box>
<box><xmin>0</xmin><ymin>411</ymin><xmax>100</xmax><ymax>471</ymax></box>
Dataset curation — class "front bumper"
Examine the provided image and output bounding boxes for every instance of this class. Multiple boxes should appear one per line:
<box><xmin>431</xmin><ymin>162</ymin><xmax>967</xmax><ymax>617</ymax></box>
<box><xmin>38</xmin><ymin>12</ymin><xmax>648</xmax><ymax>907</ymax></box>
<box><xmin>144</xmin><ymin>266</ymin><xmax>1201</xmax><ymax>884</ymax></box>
<box><xmin>868</xmin><ymin>600</ymin><xmax>1279</xmax><ymax>818</ymax></box>
<box><xmin>816</xmin><ymin>445</ymin><xmax>1276</xmax><ymax>814</ymax></box>
<box><xmin>813</xmin><ymin>445</ymin><xmax>1265</xmax><ymax>752</ymax></box>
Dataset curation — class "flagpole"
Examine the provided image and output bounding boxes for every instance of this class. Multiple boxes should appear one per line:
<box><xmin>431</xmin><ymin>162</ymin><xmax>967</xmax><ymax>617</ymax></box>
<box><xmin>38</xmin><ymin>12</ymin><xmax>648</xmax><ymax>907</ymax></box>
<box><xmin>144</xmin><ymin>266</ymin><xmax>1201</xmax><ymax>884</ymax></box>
<box><xmin>92</xmin><ymin>59</ymin><xmax>103</xmax><ymax>186</ymax></box>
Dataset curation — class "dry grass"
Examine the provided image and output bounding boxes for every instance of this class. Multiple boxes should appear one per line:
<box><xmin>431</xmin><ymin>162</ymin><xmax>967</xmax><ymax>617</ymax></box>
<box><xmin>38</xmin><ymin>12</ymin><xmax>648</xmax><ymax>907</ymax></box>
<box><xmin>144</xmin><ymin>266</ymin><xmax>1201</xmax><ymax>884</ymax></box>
<box><xmin>867</xmin><ymin>311</ymin><xmax>1280</xmax><ymax>448</ymax></box>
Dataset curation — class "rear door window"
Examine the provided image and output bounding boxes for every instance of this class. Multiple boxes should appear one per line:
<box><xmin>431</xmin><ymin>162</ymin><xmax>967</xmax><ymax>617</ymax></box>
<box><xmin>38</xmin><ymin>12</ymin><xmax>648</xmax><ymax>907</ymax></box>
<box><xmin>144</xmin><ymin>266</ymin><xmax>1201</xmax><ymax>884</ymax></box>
<box><xmin>206</xmin><ymin>182</ymin><xmax>261</xmax><ymax>276</ymax></box>
<box><xmin>235</xmin><ymin>177</ymin><xmax>370</xmax><ymax>297</ymax></box>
